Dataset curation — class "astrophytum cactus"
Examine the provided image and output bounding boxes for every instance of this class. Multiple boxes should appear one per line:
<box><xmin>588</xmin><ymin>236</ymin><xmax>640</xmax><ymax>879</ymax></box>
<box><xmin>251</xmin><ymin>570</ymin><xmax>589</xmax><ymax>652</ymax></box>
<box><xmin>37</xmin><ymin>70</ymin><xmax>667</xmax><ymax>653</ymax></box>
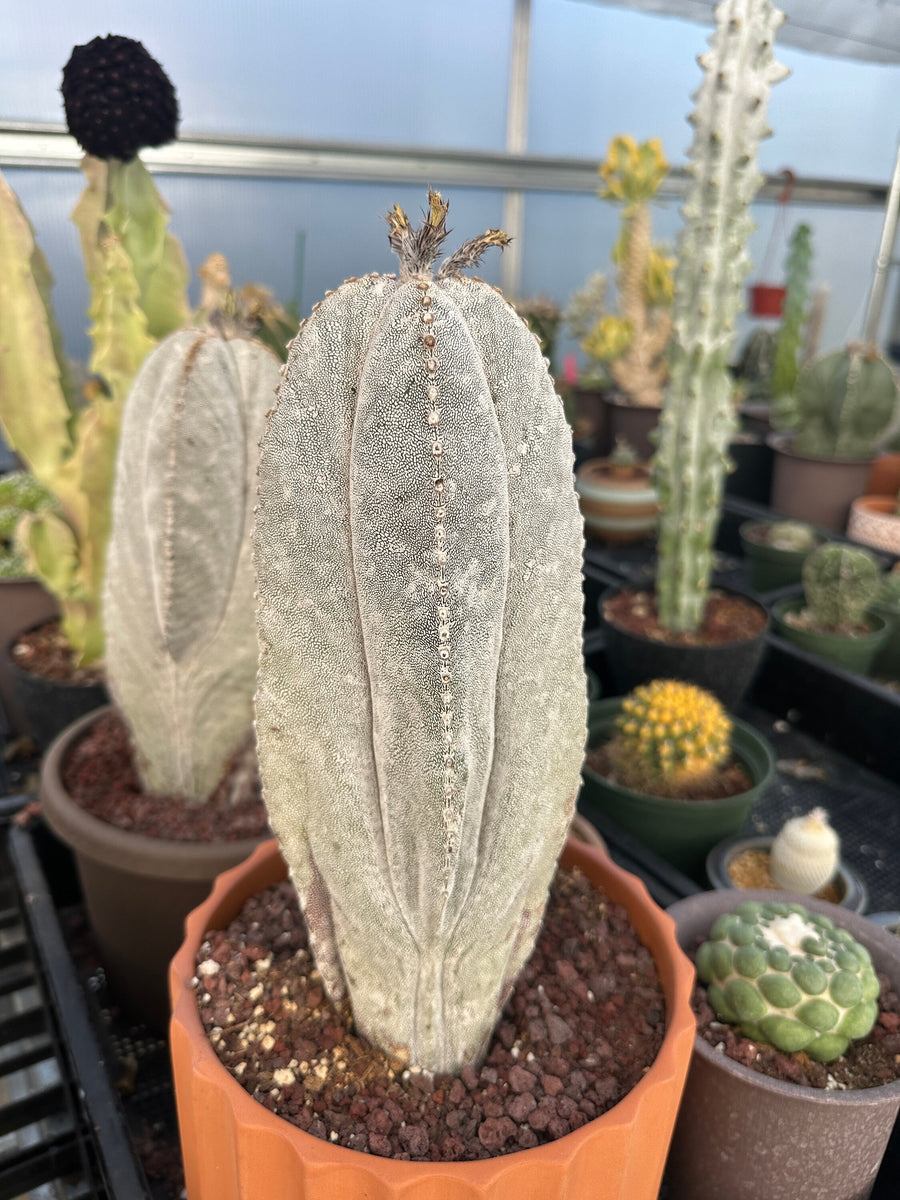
<box><xmin>105</xmin><ymin>327</ymin><xmax>281</xmax><ymax>801</ymax></box>
<box><xmin>254</xmin><ymin>194</ymin><xmax>586</xmax><ymax>1074</ymax></box>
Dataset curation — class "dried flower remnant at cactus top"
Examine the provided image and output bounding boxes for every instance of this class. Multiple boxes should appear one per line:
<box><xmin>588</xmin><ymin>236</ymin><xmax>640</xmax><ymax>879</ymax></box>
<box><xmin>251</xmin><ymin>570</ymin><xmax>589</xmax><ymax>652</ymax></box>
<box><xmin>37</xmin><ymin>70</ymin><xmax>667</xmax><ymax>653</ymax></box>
<box><xmin>253</xmin><ymin>192</ymin><xmax>587</xmax><ymax>1074</ymax></box>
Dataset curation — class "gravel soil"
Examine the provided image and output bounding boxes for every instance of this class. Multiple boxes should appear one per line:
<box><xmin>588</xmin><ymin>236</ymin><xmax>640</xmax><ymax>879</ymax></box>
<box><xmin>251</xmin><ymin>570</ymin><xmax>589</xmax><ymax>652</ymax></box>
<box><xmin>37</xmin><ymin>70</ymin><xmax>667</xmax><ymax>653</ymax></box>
<box><xmin>11</xmin><ymin>619</ymin><xmax>105</xmax><ymax>684</ymax></box>
<box><xmin>194</xmin><ymin>866</ymin><xmax>668</xmax><ymax>1162</ymax></box>
<box><xmin>603</xmin><ymin>589</ymin><xmax>767</xmax><ymax>646</ymax></box>
<box><xmin>61</xmin><ymin>709</ymin><xmax>268</xmax><ymax>842</ymax></box>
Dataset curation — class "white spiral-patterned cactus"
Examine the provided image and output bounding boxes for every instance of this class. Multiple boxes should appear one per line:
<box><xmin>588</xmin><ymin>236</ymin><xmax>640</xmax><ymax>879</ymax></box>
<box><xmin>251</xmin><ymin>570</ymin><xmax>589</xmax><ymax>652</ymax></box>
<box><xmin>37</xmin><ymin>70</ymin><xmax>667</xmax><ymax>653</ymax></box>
<box><xmin>105</xmin><ymin>326</ymin><xmax>281</xmax><ymax>802</ymax></box>
<box><xmin>769</xmin><ymin>808</ymin><xmax>840</xmax><ymax>895</ymax></box>
<box><xmin>253</xmin><ymin>195</ymin><xmax>587</xmax><ymax>1073</ymax></box>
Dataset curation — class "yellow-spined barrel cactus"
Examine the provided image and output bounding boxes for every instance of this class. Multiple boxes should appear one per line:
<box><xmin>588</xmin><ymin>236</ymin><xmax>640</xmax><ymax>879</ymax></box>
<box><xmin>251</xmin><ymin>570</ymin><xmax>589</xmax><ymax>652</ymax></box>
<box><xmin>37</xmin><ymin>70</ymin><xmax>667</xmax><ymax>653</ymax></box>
<box><xmin>697</xmin><ymin>901</ymin><xmax>879</xmax><ymax>1062</ymax></box>
<box><xmin>253</xmin><ymin>194</ymin><xmax>586</xmax><ymax>1074</ymax></box>
<box><xmin>610</xmin><ymin>679</ymin><xmax>732</xmax><ymax>793</ymax></box>
<box><xmin>105</xmin><ymin>326</ymin><xmax>281</xmax><ymax>802</ymax></box>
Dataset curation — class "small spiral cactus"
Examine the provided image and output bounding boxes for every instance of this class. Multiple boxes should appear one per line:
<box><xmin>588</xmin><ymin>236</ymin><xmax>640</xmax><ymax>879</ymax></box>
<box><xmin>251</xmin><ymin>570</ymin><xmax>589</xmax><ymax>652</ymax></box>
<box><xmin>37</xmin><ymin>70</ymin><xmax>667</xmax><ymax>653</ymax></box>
<box><xmin>697</xmin><ymin>900</ymin><xmax>879</xmax><ymax>1062</ymax></box>
<box><xmin>610</xmin><ymin>679</ymin><xmax>732</xmax><ymax>793</ymax></box>
<box><xmin>767</xmin><ymin>520</ymin><xmax>818</xmax><ymax>553</ymax></box>
<box><xmin>769</xmin><ymin>808</ymin><xmax>840</xmax><ymax>895</ymax></box>
<box><xmin>802</xmin><ymin>543</ymin><xmax>882</xmax><ymax>631</ymax></box>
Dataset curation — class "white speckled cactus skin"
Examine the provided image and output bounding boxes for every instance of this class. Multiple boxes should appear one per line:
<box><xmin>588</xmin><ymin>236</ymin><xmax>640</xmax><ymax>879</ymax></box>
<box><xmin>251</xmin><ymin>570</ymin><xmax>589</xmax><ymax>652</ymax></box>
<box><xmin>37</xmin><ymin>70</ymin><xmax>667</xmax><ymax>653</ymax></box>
<box><xmin>253</xmin><ymin>197</ymin><xmax>587</xmax><ymax>1074</ymax></box>
<box><xmin>105</xmin><ymin>327</ymin><xmax>281</xmax><ymax>802</ymax></box>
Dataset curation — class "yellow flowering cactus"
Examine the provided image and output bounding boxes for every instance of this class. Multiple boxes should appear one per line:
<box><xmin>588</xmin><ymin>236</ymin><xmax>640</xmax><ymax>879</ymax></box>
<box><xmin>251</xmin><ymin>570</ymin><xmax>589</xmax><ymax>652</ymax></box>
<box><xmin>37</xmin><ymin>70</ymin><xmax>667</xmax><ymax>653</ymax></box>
<box><xmin>610</xmin><ymin>679</ymin><xmax>732</xmax><ymax>794</ymax></box>
<box><xmin>576</xmin><ymin>135</ymin><xmax>674</xmax><ymax>407</ymax></box>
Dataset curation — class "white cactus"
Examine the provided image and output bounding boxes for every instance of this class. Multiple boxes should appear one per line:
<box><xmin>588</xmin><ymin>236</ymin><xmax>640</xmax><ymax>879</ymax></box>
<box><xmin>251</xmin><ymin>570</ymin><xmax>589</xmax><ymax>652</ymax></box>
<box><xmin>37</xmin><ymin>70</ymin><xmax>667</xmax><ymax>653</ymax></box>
<box><xmin>104</xmin><ymin>327</ymin><xmax>281</xmax><ymax>802</ymax></box>
<box><xmin>770</xmin><ymin>808</ymin><xmax>840</xmax><ymax>895</ymax></box>
<box><xmin>253</xmin><ymin>195</ymin><xmax>586</xmax><ymax>1073</ymax></box>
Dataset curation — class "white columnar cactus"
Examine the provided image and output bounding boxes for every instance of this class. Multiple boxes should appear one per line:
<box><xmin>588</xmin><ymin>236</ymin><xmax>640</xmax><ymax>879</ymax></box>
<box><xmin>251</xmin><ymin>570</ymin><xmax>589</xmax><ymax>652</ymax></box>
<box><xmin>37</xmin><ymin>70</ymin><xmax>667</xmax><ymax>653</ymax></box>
<box><xmin>105</xmin><ymin>327</ymin><xmax>281</xmax><ymax>802</ymax></box>
<box><xmin>254</xmin><ymin>195</ymin><xmax>587</xmax><ymax>1074</ymax></box>
<box><xmin>654</xmin><ymin>0</ymin><xmax>788</xmax><ymax>631</ymax></box>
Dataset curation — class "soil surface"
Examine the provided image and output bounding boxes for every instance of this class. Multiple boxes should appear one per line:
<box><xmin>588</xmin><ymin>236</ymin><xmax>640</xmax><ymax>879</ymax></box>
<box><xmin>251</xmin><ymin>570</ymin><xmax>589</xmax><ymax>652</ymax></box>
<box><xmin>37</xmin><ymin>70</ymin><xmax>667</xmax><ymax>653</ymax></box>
<box><xmin>782</xmin><ymin>607</ymin><xmax>875</xmax><ymax>639</ymax></box>
<box><xmin>586</xmin><ymin>743</ymin><xmax>753</xmax><ymax>801</ymax></box>
<box><xmin>726</xmin><ymin>848</ymin><xmax>843</xmax><ymax>905</ymax></box>
<box><xmin>10</xmin><ymin>619</ymin><xmax>105</xmax><ymax>684</ymax></box>
<box><xmin>693</xmin><ymin>971</ymin><xmax>900</xmax><ymax>1091</ymax></box>
<box><xmin>603</xmin><ymin>589</ymin><xmax>767</xmax><ymax>647</ymax></box>
<box><xmin>742</xmin><ymin>524</ymin><xmax>818</xmax><ymax>551</ymax></box>
<box><xmin>194</xmin><ymin>867</ymin><xmax>667</xmax><ymax>1162</ymax></box>
<box><xmin>62</xmin><ymin>710</ymin><xmax>269</xmax><ymax>842</ymax></box>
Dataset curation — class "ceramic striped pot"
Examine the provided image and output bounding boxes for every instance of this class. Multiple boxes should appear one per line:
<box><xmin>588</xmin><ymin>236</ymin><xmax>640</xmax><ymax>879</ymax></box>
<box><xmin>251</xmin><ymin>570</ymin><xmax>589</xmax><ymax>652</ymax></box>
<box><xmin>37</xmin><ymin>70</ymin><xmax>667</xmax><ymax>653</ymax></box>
<box><xmin>575</xmin><ymin>457</ymin><xmax>658</xmax><ymax>544</ymax></box>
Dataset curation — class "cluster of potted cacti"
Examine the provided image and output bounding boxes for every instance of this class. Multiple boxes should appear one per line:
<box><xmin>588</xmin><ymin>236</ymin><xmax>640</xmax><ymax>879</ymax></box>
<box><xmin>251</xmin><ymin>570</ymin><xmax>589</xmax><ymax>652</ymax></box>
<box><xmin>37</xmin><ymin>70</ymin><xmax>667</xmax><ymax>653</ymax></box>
<box><xmin>4</xmin><ymin>6</ymin><xmax>900</xmax><ymax>1200</ymax></box>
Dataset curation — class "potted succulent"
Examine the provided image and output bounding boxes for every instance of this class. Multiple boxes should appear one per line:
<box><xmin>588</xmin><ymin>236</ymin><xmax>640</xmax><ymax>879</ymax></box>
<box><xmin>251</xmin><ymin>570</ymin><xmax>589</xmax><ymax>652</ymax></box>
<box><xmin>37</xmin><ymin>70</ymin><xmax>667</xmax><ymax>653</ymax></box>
<box><xmin>769</xmin><ymin>342</ymin><xmax>900</xmax><ymax>531</ymax></box>
<box><xmin>665</xmin><ymin>891</ymin><xmax>900</xmax><ymax>1200</ymax></box>
<box><xmin>705</xmin><ymin>807</ymin><xmax>868</xmax><ymax>912</ymax></box>
<box><xmin>603</xmin><ymin>0</ymin><xmax>784</xmax><ymax>709</ymax></box>
<box><xmin>574</xmin><ymin>437</ymin><xmax>658</xmax><ymax>544</ymax></box>
<box><xmin>738</xmin><ymin>518</ymin><xmax>822</xmax><ymax>592</ymax></box>
<box><xmin>563</xmin><ymin>271</ymin><xmax>612</xmax><ymax>450</ymax></box>
<box><xmin>847</xmin><ymin>488</ymin><xmax>900</xmax><ymax>556</ymax></box>
<box><xmin>581</xmin><ymin>135</ymin><xmax>674</xmax><ymax>458</ymax></box>
<box><xmin>771</xmin><ymin>542</ymin><xmax>891</xmax><ymax>674</ymax></box>
<box><xmin>39</xmin><ymin>317</ymin><xmax>281</xmax><ymax>1027</ymax></box>
<box><xmin>580</xmin><ymin>678</ymin><xmax>774</xmax><ymax>881</ymax></box>
<box><xmin>0</xmin><ymin>473</ymin><xmax>59</xmax><ymax>734</ymax></box>
<box><xmin>169</xmin><ymin>195</ymin><xmax>696</xmax><ymax>1197</ymax></box>
<box><xmin>0</xmin><ymin>36</ymin><xmax>190</xmax><ymax>743</ymax></box>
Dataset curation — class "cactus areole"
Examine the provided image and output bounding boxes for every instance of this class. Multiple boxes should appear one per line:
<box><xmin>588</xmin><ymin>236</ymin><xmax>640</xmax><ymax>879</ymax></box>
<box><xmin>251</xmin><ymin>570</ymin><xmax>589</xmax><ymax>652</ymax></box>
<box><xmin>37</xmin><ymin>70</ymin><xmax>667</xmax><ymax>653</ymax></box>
<box><xmin>253</xmin><ymin>194</ymin><xmax>587</xmax><ymax>1074</ymax></box>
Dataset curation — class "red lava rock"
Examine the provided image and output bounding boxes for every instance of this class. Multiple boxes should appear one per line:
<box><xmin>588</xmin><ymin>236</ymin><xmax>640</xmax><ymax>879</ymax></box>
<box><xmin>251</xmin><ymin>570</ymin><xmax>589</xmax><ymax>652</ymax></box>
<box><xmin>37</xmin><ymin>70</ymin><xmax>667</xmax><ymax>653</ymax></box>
<box><xmin>194</xmin><ymin>867</ymin><xmax>669</xmax><ymax>1162</ymax></box>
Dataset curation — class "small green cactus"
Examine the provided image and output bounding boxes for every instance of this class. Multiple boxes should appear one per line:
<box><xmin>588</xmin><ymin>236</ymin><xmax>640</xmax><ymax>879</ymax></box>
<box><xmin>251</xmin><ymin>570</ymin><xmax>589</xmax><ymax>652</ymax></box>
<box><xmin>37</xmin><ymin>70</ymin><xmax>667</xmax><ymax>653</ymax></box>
<box><xmin>878</xmin><ymin>564</ymin><xmax>900</xmax><ymax>611</ymax></box>
<box><xmin>802</xmin><ymin>543</ymin><xmax>882</xmax><ymax>631</ymax></box>
<box><xmin>697</xmin><ymin>900</ymin><xmax>880</xmax><ymax>1062</ymax></box>
<box><xmin>772</xmin><ymin>343</ymin><xmax>900</xmax><ymax>459</ymax></box>
<box><xmin>609</xmin><ymin>678</ymin><xmax>732</xmax><ymax>794</ymax></box>
<box><xmin>767</xmin><ymin>520</ymin><xmax>818</xmax><ymax>553</ymax></box>
<box><xmin>0</xmin><ymin>473</ymin><xmax>56</xmax><ymax>579</ymax></box>
<box><xmin>771</xmin><ymin>224</ymin><xmax>813</xmax><ymax>400</ymax></box>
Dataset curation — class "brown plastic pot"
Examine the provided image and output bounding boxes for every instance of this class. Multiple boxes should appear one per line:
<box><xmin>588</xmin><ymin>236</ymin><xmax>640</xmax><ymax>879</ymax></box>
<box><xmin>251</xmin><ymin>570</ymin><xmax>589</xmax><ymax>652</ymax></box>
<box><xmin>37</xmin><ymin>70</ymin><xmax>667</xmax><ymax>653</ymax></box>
<box><xmin>0</xmin><ymin>579</ymin><xmax>58</xmax><ymax>734</ymax></box>
<box><xmin>40</xmin><ymin>706</ymin><xmax>267</xmax><ymax>1030</ymax></box>
<box><xmin>169</xmin><ymin>837</ymin><xmax>696</xmax><ymax>1200</ymax></box>
<box><xmin>769</xmin><ymin>434</ymin><xmax>874</xmax><ymax>532</ymax></box>
<box><xmin>847</xmin><ymin>495</ymin><xmax>900</xmax><ymax>555</ymax></box>
<box><xmin>665</xmin><ymin>888</ymin><xmax>900</xmax><ymax>1200</ymax></box>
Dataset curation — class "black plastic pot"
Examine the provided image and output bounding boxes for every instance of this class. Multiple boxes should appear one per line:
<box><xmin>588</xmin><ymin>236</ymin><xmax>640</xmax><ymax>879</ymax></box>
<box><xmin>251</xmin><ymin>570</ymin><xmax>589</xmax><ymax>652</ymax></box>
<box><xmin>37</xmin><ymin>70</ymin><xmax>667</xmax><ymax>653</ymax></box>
<box><xmin>6</xmin><ymin>622</ymin><xmax>108</xmax><ymax>749</ymax></box>
<box><xmin>724</xmin><ymin>436</ymin><xmax>774</xmax><ymax>506</ymax></box>
<box><xmin>600</xmin><ymin>586</ymin><xmax>770</xmax><ymax>711</ymax></box>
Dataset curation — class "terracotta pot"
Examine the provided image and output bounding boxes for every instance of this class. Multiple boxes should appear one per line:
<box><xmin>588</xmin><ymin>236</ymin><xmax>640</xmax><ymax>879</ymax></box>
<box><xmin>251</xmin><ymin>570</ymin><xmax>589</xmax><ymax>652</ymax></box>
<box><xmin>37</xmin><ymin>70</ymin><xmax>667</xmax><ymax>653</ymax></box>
<box><xmin>0</xmin><ymin>578</ymin><xmax>57</xmax><ymax>735</ymax></box>
<box><xmin>847</xmin><ymin>495</ymin><xmax>900</xmax><ymax>555</ymax></box>
<box><xmin>575</xmin><ymin>457</ymin><xmax>658</xmax><ymax>545</ymax></box>
<box><xmin>865</xmin><ymin>452</ymin><xmax>900</xmax><ymax>498</ymax></box>
<box><xmin>704</xmin><ymin>834</ymin><xmax>868</xmax><ymax>913</ymax></box>
<box><xmin>665</xmin><ymin>888</ymin><xmax>900</xmax><ymax>1200</ymax></box>
<box><xmin>600</xmin><ymin>586</ymin><xmax>770</xmax><ymax>710</ymax></box>
<box><xmin>40</xmin><ymin>706</ymin><xmax>267</xmax><ymax>1030</ymax></box>
<box><xmin>769</xmin><ymin>434</ymin><xmax>874</xmax><ymax>532</ymax></box>
<box><xmin>580</xmin><ymin>699</ymin><xmax>775</xmax><ymax>882</ymax></box>
<box><xmin>605</xmin><ymin>396</ymin><xmax>661</xmax><ymax>461</ymax></box>
<box><xmin>747</xmin><ymin>283</ymin><xmax>786</xmax><ymax>317</ymax></box>
<box><xmin>169</xmin><ymin>838</ymin><xmax>696</xmax><ymax>1200</ymax></box>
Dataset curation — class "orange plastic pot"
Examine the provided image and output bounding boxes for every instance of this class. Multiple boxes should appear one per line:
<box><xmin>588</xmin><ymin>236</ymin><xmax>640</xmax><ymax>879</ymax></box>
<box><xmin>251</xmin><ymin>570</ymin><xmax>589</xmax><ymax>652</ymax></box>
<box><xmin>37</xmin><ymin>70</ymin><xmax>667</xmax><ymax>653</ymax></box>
<box><xmin>170</xmin><ymin>838</ymin><xmax>696</xmax><ymax>1200</ymax></box>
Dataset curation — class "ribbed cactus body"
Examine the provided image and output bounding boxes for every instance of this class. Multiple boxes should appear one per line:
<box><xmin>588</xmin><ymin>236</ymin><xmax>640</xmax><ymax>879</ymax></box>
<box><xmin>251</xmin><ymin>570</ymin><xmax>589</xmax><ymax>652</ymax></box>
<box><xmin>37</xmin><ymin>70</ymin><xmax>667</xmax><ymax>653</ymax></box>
<box><xmin>769</xmin><ymin>808</ymin><xmax>839</xmax><ymax>895</ymax></box>
<box><xmin>105</xmin><ymin>328</ymin><xmax>280</xmax><ymax>801</ymax></box>
<box><xmin>771</xmin><ymin>224</ymin><xmax>812</xmax><ymax>400</ymax></box>
<box><xmin>802</xmin><ymin>543</ymin><xmax>881</xmax><ymax>631</ymax></box>
<box><xmin>655</xmin><ymin>0</ymin><xmax>788</xmax><ymax>632</ymax></box>
<box><xmin>254</xmin><ymin>201</ymin><xmax>586</xmax><ymax>1073</ymax></box>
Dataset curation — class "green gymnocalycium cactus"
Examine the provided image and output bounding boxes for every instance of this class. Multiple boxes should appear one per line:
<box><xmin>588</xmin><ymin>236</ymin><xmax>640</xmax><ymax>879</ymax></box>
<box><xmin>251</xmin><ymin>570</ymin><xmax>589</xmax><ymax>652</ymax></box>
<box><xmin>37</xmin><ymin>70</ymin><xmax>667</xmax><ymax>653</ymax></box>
<box><xmin>104</xmin><ymin>325</ymin><xmax>281</xmax><ymax>802</ymax></box>
<box><xmin>773</xmin><ymin>343</ymin><xmax>900</xmax><ymax>459</ymax></box>
<box><xmin>697</xmin><ymin>900</ymin><xmax>879</xmax><ymax>1062</ymax></box>
<box><xmin>802</xmin><ymin>542</ymin><xmax>882</xmax><ymax>632</ymax></box>
<box><xmin>253</xmin><ymin>193</ymin><xmax>586</xmax><ymax>1074</ymax></box>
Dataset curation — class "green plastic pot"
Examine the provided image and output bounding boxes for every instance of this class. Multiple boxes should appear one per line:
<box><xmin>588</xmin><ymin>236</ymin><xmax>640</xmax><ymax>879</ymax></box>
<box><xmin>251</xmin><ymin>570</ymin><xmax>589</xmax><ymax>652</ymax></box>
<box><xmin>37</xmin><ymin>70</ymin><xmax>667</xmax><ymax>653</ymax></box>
<box><xmin>771</xmin><ymin>596</ymin><xmax>891</xmax><ymax>676</ymax></box>
<box><xmin>738</xmin><ymin>520</ymin><xmax>821</xmax><ymax>593</ymax></box>
<box><xmin>871</xmin><ymin>603</ymin><xmax>900</xmax><ymax>679</ymax></box>
<box><xmin>580</xmin><ymin>698</ymin><xmax>775</xmax><ymax>882</ymax></box>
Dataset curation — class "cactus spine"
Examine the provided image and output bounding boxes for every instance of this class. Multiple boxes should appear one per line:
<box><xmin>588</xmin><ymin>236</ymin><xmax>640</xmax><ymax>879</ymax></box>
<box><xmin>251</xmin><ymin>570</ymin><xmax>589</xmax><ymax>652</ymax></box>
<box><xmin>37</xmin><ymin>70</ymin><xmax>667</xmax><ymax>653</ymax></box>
<box><xmin>254</xmin><ymin>194</ymin><xmax>586</xmax><ymax>1074</ymax></box>
<box><xmin>654</xmin><ymin>0</ymin><xmax>788</xmax><ymax>632</ymax></box>
<box><xmin>104</xmin><ymin>327</ymin><xmax>280</xmax><ymax>802</ymax></box>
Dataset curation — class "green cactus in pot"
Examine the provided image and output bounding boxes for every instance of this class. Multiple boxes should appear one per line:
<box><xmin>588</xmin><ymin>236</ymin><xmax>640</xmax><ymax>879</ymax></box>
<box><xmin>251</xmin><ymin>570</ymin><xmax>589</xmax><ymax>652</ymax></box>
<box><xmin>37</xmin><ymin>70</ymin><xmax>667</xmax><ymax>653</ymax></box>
<box><xmin>801</xmin><ymin>543</ymin><xmax>882</xmax><ymax>633</ymax></box>
<box><xmin>654</xmin><ymin>0</ymin><xmax>789</xmax><ymax>633</ymax></box>
<box><xmin>0</xmin><ymin>35</ymin><xmax>189</xmax><ymax>665</ymax></box>
<box><xmin>697</xmin><ymin>899</ymin><xmax>879</xmax><ymax>1062</ymax></box>
<box><xmin>253</xmin><ymin>192</ymin><xmax>586</xmax><ymax>1074</ymax></box>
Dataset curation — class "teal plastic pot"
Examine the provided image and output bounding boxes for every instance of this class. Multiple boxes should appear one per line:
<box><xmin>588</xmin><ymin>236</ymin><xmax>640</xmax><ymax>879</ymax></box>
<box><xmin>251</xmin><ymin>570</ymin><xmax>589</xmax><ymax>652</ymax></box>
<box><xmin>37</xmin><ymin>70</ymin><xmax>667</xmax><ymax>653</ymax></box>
<box><xmin>738</xmin><ymin>520</ymin><xmax>821</xmax><ymax>593</ymax></box>
<box><xmin>771</xmin><ymin>596</ymin><xmax>891</xmax><ymax>676</ymax></box>
<box><xmin>580</xmin><ymin>698</ymin><xmax>775</xmax><ymax>882</ymax></box>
